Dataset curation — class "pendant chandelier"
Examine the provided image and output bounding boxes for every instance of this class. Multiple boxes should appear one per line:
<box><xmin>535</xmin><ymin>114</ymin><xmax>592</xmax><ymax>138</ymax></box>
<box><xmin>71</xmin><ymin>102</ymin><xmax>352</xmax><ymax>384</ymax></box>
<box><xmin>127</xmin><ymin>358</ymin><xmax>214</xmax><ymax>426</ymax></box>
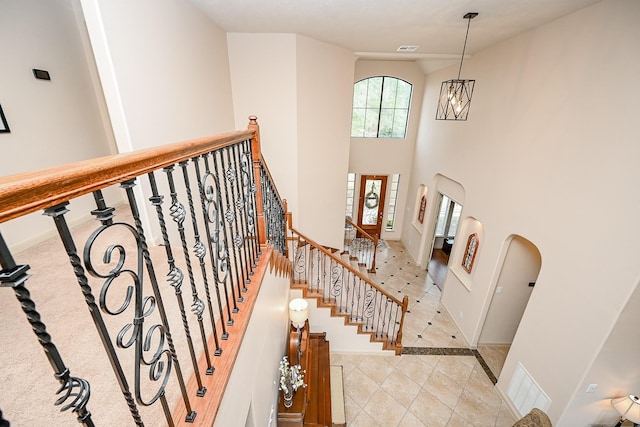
<box><xmin>436</xmin><ymin>12</ymin><xmax>478</xmax><ymax>121</ymax></box>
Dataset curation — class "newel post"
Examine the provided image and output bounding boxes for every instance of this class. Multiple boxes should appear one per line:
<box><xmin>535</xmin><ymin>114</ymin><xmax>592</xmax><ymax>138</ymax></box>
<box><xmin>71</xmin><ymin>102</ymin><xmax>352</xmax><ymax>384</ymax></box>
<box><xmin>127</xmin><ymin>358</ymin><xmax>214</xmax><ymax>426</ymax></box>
<box><xmin>248</xmin><ymin>116</ymin><xmax>267</xmax><ymax>245</ymax></box>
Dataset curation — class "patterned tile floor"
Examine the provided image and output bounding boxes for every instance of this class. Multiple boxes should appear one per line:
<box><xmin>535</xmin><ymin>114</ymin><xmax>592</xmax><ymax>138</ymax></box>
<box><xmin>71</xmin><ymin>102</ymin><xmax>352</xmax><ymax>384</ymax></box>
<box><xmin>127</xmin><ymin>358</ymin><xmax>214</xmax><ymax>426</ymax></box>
<box><xmin>332</xmin><ymin>240</ymin><xmax>516</xmax><ymax>427</ymax></box>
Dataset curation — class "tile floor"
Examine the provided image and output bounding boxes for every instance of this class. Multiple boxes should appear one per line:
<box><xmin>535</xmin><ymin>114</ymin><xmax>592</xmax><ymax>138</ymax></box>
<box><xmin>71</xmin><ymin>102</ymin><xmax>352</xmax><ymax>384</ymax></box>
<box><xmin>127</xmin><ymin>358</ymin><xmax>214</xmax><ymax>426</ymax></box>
<box><xmin>332</xmin><ymin>239</ymin><xmax>516</xmax><ymax>426</ymax></box>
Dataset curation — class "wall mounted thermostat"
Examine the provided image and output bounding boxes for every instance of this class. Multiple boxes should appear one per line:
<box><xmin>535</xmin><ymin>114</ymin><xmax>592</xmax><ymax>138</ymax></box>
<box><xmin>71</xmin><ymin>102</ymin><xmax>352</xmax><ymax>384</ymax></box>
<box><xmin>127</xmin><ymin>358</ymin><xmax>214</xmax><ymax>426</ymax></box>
<box><xmin>32</xmin><ymin>69</ymin><xmax>51</xmax><ymax>80</ymax></box>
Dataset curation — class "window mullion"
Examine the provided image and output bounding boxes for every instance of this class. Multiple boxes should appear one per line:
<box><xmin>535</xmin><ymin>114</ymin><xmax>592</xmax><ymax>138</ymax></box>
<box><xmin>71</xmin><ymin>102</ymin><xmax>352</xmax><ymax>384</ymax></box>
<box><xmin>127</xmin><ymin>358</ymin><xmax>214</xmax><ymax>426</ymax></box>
<box><xmin>376</xmin><ymin>77</ymin><xmax>384</xmax><ymax>137</ymax></box>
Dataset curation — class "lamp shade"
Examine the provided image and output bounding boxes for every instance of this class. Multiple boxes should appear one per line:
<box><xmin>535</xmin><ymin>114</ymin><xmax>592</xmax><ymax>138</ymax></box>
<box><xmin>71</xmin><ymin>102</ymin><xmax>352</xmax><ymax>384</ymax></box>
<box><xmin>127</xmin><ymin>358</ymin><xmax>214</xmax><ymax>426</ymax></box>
<box><xmin>612</xmin><ymin>395</ymin><xmax>640</xmax><ymax>423</ymax></box>
<box><xmin>288</xmin><ymin>298</ymin><xmax>308</xmax><ymax>328</ymax></box>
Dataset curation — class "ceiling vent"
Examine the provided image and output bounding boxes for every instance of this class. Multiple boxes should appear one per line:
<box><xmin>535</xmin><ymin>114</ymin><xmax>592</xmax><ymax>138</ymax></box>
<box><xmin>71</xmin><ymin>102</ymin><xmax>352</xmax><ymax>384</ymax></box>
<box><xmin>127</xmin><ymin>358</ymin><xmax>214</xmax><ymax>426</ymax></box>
<box><xmin>396</xmin><ymin>45</ymin><xmax>419</xmax><ymax>52</ymax></box>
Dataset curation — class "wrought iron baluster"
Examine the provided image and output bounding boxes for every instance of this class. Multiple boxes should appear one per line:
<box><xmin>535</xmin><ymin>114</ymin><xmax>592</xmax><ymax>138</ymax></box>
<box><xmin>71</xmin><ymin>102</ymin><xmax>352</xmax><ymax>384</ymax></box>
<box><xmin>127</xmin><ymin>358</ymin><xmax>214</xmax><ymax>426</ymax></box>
<box><xmin>387</xmin><ymin>301</ymin><xmax>397</xmax><ymax>343</ymax></box>
<box><xmin>193</xmin><ymin>155</ymin><xmax>229</xmax><ymax>340</ymax></box>
<box><xmin>203</xmin><ymin>152</ymin><xmax>238</xmax><ymax>317</ymax></box>
<box><xmin>308</xmin><ymin>248</ymin><xmax>314</xmax><ymax>291</ymax></box>
<box><xmin>260</xmin><ymin>164</ymin><xmax>286</xmax><ymax>254</ymax></box>
<box><xmin>212</xmin><ymin>149</ymin><xmax>244</xmax><ymax>303</ymax></box>
<box><xmin>0</xmin><ymin>232</ymin><xmax>95</xmax><ymax>427</ymax></box>
<box><xmin>220</xmin><ymin>146</ymin><xmax>247</xmax><ymax>296</ymax></box>
<box><xmin>322</xmin><ymin>255</ymin><xmax>329</xmax><ymax>303</ymax></box>
<box><xmin>351</xmin><ymin>277</ymin><xmax>360</xmax><ymax>322</ymax></box>
<box><xmin>179</xmin><ymin>160</ymin><xmax>223</xmax><ymax>356</ymax></box>
<box><xmin>239</xmin><ymin>140</ymin><xmax>259</xmax><ymax>266</ymax></box>
<box><xmin>363</xmin><ymin>287</ymin><xmax>376</xmax><ymax>331</ymax></box>
<box><xmin>85</xmin><ymin>188</ymin><xmax>175</xmax><ymax>425</ymax></box>
<box><xmin>232</xmin><ymin>143</ymin><xmax>253</xmax><ymax>281</ymax></box>
<box><xmin>225</xmin><ymin>145</ymin><xmax>250</xmax><ymax>289</ymax></box>
<box><xmin>164</xmin><ymin>165</ymin><xmax>214</xmax><ymax>375</ymax></box>
<box><xmin>380</xmin><ymin>296</ymin><xmax>390</xmax><ymax>339</ymax></box>
<box><xmin>148</xmin><ymin>171</ymin><xmax>206</xmax><ymax>402</ymax></box>
<box><xmin>241</xmin><ymin>139</ymin><xmax>260</xmax><ymax>263</ymax></box>
<box><xmin>374</xmin><ymin>293</ymin><xmax>384</xmax><ymax>337</ymax></box>
<box><xmin>347</xmin><ymin>273</ymin><xmax>355</xmax><ymax>321</ymax></box>
<box><xmin>330</xmin><ymin>261</ymin><xmax>343</xmax><ymax>312</ymax></box>
<box><xmin>44</xmin><ymin>203</ymin><xmax>144</xmax><ymax>426</ymax></box>
<box><xmin>259</xmin><ymin>166</ymin><xmax>271</xmax><ymax>244</ymax></box>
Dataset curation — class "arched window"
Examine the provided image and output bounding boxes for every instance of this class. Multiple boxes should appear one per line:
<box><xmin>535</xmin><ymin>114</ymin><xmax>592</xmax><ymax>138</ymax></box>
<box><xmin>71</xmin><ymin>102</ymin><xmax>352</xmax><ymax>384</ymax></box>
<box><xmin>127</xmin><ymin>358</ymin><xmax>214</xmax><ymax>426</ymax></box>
<box><xmin>351</xmin><ymin>76</ymin><xmax>412</xmax><ymax>138</ymax></box>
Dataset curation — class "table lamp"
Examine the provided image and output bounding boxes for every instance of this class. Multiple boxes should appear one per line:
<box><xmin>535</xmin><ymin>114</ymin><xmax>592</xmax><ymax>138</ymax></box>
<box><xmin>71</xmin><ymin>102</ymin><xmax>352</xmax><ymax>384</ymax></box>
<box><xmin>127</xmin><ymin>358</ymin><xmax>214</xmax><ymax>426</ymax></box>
<box><xmin>612</xmin><ymin>395</ymin><xmax>640</xmax><ymax>427</ymax></box>
<box><xmin>288</xmin><ymin>298</ymin><xmax>308</xmax><ymax>364</ymax></box>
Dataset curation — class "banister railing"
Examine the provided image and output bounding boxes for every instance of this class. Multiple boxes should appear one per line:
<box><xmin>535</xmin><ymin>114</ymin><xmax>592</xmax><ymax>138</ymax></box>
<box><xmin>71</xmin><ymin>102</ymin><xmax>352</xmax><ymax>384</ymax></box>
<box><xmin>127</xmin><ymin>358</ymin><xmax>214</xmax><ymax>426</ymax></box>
<box><xmin>0</xmin><ymin>129</ymin><xmax>254</xmax><ymax>224</ymax></box>
<box><xmin>259</xmin><ymin>157</ymin><xmax>287</xmax><ymax>256</ymax></box>
<box><xmin>344</xmin><ymin>216</ymin><xmax>379</xmax><ymax>273</ymax></box>
<box><xmin>0</xmin><ymin>117</ymin><xmax>285</xmax><ymax>426</ymax></box>
<box><xmin>289</xmin><ymin>226</ymin><xmax>408</xmax><ymax>354</ymax></box>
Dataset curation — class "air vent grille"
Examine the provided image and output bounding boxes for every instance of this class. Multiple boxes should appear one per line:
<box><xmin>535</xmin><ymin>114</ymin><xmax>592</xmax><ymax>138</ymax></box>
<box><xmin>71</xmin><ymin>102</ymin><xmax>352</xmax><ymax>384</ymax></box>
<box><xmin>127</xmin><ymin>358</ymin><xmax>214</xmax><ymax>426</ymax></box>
<box><xmin>396</xmin><ymin>45</ymin><xmax>419</xmax><ymax>52</ymax></box>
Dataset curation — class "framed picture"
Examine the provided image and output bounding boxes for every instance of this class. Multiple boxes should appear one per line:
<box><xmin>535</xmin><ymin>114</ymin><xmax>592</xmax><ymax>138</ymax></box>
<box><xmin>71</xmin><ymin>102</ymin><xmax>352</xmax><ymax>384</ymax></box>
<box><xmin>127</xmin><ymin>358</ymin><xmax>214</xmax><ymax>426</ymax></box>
<box><xmin>0</xmin><ymin>104</ymin><xmax>10</xmax><ymax>133</ymax></box>
<box><xmin>417</xmin><ymin>194</ymin><xmax>427</xmax><ymax>224</ymax></box>
<box><xmin>461</xmin><ymin>233</ymin><xmax>479</xmax><ymax>273</ymax></box>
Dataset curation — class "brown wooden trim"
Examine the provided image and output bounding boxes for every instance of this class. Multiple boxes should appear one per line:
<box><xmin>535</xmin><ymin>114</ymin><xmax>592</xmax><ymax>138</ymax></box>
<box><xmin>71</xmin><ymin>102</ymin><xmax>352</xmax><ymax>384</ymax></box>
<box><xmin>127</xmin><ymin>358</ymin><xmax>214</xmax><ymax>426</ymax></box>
<box><xmin>249</xmin><ymin>116</ymin><xmax>267</xmax><ymax>246</ymax></box>
<box><xmin>0</xmin><ymin>129</ymin><xmax>254</xmax><ymax>224</ymax></box>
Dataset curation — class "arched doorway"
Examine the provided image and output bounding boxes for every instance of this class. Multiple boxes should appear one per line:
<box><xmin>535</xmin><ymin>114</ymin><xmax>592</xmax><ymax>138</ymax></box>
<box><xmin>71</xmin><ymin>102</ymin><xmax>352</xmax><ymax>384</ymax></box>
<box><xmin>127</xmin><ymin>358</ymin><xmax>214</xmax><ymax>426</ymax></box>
<box><xmin>477</xmin><ymin>235</ymin><xmax>542</xmax><ymax>379</ymax></box>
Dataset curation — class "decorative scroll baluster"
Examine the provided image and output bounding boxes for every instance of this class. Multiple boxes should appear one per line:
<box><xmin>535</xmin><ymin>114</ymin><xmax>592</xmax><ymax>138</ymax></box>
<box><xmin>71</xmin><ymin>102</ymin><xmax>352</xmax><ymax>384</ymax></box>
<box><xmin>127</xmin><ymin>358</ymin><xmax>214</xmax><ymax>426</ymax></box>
<box><xmin>0</xmin><ymin>232</ymin><xmax>95</xmax><ymax>427</ymax></box>
<box><xmin>231</xmin><ymin>143</ymin><xmax>252</xmax><ymax>284</ymax></box>
<box><xmin>193</xmin><ymin>155</ymin><xmax>229</xmax><ymax>340</ymax></box>
<box><xmin>212</xmin><ymin>150</ymin><xmax>243</xmax><ymax>303</ymax></box>
<box><xmin>291</xmin><ymin>236</ymin><xmax>304</xmax><ymax>284</ymax></box>
<box><xmin>179</xmin><ymin>160</ymin><xmax>223</xmax><ymax>356</ymax></box>
<box><xmin>116</xmin><ymin>182</ymin><xmax>195</xmax><ymax>424</ymax></box>
<box><xmin>164</xmin><ymin>165</ymin><xmax>215</xmax><ymax>375</ymax></box>
<box><xmin>330</xmin><ymin>261</ymin><xmax>343</xmax><ymax>310</ymax></box>
<box><xmin>219</xmin><ymin>147</ymin><xmax>246</xmax><ymax>297</ymax></box>
<box><xmin>260</xmin><ymin>163</ymin><xmax>286</xmax><ymax>254</ymax></box>
<box><xmin>148</xmin><ymin>171</ymin><xmax>207</xmax><ymax>401</ymax></box>
<box><xmin>44</xmin><ymin>203</ymin><xmax>144</xmax><ymax>426</ymax></box>
<box><xmin>203</xmin><ymin>152</ymin><xmax>238</xmax><ymax>316</ymax></box>
<box><xmin>84</xmin><ymin>188</ymin><xmax>176</xmax><ymax>424</ymax></box>
<box><xmin>224</xmin><ymin>146</ymin><xmax>249</xmax><ymax>291</ymax></box>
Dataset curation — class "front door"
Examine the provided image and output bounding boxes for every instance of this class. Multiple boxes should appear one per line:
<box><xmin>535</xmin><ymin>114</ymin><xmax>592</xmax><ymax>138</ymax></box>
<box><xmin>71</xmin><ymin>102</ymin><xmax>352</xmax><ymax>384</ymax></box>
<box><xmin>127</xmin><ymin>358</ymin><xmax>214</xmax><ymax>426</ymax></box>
<box><xmin>357</xmin><ymin>175</ymin><xmax>387</xmax><ymax>239</ymax></box>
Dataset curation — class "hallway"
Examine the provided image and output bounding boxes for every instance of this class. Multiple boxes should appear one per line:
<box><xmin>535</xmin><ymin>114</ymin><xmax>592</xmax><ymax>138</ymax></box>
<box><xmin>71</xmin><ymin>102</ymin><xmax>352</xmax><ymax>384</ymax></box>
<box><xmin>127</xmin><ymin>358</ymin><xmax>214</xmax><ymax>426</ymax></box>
<box><xmin>331</xmin><ymin>240</ymin><xmax>516</xmax><ymax>426</ymax></box>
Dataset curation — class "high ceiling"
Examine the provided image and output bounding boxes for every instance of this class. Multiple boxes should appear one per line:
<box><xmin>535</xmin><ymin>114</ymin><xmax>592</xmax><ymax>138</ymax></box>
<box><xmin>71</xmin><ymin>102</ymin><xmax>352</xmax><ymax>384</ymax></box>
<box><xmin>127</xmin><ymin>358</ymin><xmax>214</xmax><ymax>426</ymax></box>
<box><xmin>189</xmin><ymin>0</ymin><xmax>601</xmax><ymax>73</ymax></box>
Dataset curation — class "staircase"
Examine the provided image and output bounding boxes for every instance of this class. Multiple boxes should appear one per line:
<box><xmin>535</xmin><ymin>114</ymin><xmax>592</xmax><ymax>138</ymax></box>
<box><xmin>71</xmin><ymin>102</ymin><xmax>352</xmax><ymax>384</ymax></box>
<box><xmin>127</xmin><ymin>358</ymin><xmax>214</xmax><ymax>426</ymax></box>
<box><xmin>286</xmin><ymin>227</ymin><xmax>408</xmax><ymax>355</ymax></box>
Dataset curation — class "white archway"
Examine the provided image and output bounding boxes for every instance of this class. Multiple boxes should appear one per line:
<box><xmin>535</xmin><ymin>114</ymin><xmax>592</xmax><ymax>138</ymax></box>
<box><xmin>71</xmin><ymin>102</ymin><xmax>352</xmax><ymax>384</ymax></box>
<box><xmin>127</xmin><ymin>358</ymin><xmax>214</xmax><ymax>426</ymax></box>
<box><xmin>478</xmin><ymin>234</ymin><xmax>542</xmax><ymax>378</ymax></box>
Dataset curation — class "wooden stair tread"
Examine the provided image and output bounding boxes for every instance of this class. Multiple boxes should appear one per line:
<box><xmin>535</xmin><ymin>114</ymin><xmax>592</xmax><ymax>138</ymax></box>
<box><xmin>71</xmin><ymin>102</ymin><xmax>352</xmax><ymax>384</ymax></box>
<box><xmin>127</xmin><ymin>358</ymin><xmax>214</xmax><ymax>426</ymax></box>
<box><xmin>304</xmin><ymin>333</ymin><xmax>331</xmax><ymax>426</ymax></box>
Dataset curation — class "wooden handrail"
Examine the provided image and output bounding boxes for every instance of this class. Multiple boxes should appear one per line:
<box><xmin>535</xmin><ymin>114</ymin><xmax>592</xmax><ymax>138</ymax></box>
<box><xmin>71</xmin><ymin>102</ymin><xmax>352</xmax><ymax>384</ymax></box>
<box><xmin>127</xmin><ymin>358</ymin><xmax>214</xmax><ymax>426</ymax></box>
<box><xmin>290</xmin><ymin>226</ymin><xmax>403</xmax><ymax>307</ymax></box>
<box><xmin>0</xmin><ymin>129</ymin><xmax>254</xmax><ymax>224</ymax></box>
<box><xmin>344</xmin><ymin>216</ymin><xmax>377</xmax><ymax>245</ymax></box>
<box><xmin>259</xmin><ymin>154</ymin><xmax>285</xmax><ymax>208</ymax></box>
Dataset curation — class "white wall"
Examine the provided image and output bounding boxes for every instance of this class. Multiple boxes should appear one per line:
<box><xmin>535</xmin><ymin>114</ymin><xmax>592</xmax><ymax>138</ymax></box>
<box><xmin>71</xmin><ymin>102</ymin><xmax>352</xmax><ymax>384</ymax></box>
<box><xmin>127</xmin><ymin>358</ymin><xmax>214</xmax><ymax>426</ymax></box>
<box><xmin>228</xmin><ymin>34</ymin><xmax>354</xmax><ymax>250</ymax></box>
<box><xmin>0</xmin><ymin>0</ymin><xmax>117</xmax><ymax>251</ymax></box>
<box><xmin>290</xmin><ymin>289</ymin><xmax>389</xmax><ymax>354</ymax></box>
<box><xmin>350</xmin><ymin>60</ymin><xmax>425</xmax><ymax>241</ymax></box>
<box><xmin>404</xmin><ymin>0</ymin><xmax>640</xmax><ymax>424</ymax></box>
<box><xmin>296</xmin><ymin>35</ymin><xmax>354</xmax><ymax>249</ymax></box>
<box><xmin>82</xmin><ymin>0</ymin><xmax>235</xmax><ymax>153</ymax></box>
<box><xmin>562</xmin><ymin>274</ymin><xmax>640</xmax><ymax>426</ymax></box>
<box><xmin>227</xmin><ymin>33</ymin><xmax>300</xmax><ymax>220</ymax></box>
<box><xmin>215</xmin><ymin>270</ymin><xmax>290</xmax><ymax>427</ymax></box>
<box><xmin>478</xmin><ymin>235</ymin><xmax>541</xmax><ymax>345</ymax></box>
